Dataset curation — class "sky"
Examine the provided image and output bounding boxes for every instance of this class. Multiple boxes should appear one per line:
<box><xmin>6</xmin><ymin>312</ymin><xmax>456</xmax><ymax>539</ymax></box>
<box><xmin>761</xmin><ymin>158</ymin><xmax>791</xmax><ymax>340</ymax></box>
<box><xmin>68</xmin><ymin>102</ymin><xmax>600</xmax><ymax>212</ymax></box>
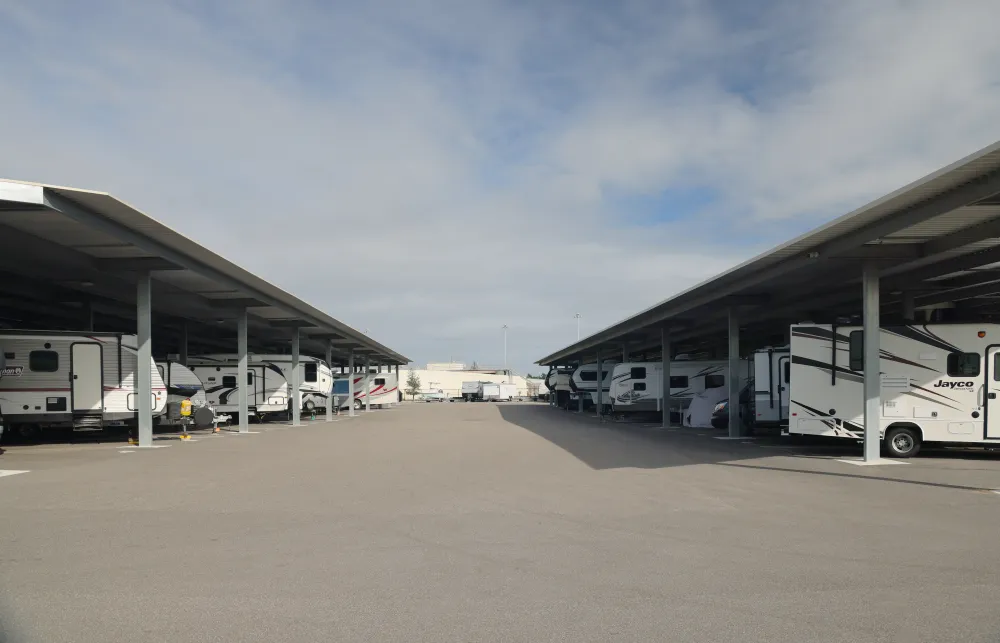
<box><xmin>2</xmin><ymin>0</ymin><xmax>1000</xmax><ymax>375</ymax></box>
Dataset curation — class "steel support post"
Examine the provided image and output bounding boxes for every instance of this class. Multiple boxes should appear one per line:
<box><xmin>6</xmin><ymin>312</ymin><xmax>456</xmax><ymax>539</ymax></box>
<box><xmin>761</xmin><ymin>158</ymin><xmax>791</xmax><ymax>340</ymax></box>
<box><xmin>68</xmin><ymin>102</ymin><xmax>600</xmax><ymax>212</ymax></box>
<box><xmin>291</xmin><ymin>330</ymin><xmax>301</xmax><ymax>426</ymax></box>
<box><xmin>136</xmin><ymin>272</ymin><xmax>153</xmax><ymax>447</ymax></box>
<box><xmin>595</xmin><ymin>348</ymin><xmax>603</xmax><ymax>420</ymax></box>
<box><xmin>863</xmin><ymin>264</ymin><xmax>882</xmax><ymax>463</ymax></box>
<box><xmin>238</xmin><ymin>309</ymin><xmax>249</xmax><ymax>433</ymax></box>
<box><xmin>364</xmin><ymin>356</ymin><xmax>371</xmax><ymax>412</ymax></box>
<box><xmin>662</xmin><ymin>327</ymin><xmax>671</xmax><ymax>429</ymax></box>
<box><xmin>728</xmin><ymin>307</ymin><xmax>740</xmax><ymax>438</ymax></box>
<box><xmin>325</xmin><ymin>342</ymin><xmax>333</xmax><ymax>421</ymax></box>
<box><xmin>348</xmin><ymin>352</ymin><xmax>355</xmax><ymax>417</ymax></box>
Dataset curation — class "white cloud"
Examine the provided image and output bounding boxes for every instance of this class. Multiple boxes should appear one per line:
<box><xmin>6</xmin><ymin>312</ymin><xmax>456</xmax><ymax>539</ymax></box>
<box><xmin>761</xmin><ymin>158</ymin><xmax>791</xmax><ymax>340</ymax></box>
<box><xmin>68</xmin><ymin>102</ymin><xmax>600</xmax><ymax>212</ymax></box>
<box><xmin>0</xmin><ymin>0</ymin><xmax>998</xmax><ymax>372</ymax></box>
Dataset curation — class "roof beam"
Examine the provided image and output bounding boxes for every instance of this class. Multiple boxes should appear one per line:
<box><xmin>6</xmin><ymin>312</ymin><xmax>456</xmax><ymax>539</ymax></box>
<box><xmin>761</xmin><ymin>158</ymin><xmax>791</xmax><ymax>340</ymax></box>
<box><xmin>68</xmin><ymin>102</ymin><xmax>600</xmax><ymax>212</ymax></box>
<box><xmin>96</xmin><ymin>257</ymin><xmax>184</xmax><ymax>271</ymax></box>
<box><xmin>208</xmin><ymin>298</ymin><xmax>270</xmax><ymax>309</ymax></box>
<box><xmin>921</xmin><ymin>215</ymin><xmax>1000</xmax><ymax>256</ymax></box>
<box><xmin>269</xmin><ymin>319</ymin><xmax>316</xmax><ymax>328</ymax></box>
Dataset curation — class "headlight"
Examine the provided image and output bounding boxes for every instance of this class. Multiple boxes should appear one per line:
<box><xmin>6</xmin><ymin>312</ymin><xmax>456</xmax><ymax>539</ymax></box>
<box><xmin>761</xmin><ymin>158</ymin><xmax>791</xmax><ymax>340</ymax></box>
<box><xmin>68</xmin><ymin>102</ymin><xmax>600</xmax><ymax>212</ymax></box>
<box><xmin>713</xmin><ymin>402</ymin><xmax>727</xmax><ymax>413</ymax></box>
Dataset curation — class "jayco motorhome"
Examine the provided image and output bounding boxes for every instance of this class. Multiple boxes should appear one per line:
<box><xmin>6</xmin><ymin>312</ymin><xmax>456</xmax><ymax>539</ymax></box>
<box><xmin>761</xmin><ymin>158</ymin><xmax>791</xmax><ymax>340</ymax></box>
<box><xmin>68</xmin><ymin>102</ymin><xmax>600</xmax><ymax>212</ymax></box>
<box><xmin>608</xmin><ymin>360</ymin><xmax>730</xmax><ymax>415</ymax></box>
<box><xmin>788</xmin><ymin>323</ymin><xmax>1000</xmax><ymax>457</ymax></box>
<box><xmin>0</xmin><ymin>331</ymin><xmax>166</xmax><ymax>438</ymax></box>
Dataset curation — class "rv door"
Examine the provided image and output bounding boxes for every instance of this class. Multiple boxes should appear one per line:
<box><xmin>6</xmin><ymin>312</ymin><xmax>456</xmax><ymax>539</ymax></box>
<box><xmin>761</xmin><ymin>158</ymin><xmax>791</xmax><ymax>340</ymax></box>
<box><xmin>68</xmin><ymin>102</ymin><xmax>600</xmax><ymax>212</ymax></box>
<box><xmin>986</xmin><ymin>348</ymin><xmax>1000</xmax><ymax>439</ymax></box>
<box><xmin>778</xmin><ymin>355</ymin><xmax>790</xmax><ymax>421</ymax></box>
<box><xmin>71</xmin><ymin>343</ymin><xmax>104</xmax><ymax>413</ymax></box>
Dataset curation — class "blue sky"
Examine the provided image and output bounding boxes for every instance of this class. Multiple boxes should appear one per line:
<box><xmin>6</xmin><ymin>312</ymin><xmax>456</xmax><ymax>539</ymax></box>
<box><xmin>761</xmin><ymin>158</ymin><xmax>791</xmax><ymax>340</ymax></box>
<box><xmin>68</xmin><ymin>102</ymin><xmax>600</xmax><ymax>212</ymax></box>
<box><xmin>2</xmin><ymin>0</ymin><xmax>1000</xmax><ymax>374</ymax></box>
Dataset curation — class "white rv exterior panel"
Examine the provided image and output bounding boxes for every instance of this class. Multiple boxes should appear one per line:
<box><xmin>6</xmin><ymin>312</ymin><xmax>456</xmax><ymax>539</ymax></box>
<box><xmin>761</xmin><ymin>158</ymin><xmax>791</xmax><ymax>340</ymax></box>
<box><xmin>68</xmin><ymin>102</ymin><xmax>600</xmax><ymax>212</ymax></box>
<box><xmin>609</xmin><ymin>361</ymin><xmax>730</xmax><ymax>413</ymax></box>
<box><xmin>788</xmin><ymin>323</ymin><xmax>1000</xmax><ymax>446</ymax></box>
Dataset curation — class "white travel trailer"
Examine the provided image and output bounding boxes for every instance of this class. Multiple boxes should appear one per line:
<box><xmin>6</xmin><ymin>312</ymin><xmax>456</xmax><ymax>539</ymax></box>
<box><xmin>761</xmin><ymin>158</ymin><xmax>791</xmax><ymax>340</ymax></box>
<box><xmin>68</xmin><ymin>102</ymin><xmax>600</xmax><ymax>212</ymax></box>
<box><xmin>480</xmin><ymin>382</ymin><xmax>516</xmax><ymax>402</ymax></box>
<box><xmin>545</xmin><ymin>366</ymin><xmax>575</xmax><ymax>409</ymax></box>
<box><xmin>156</xmin><ymin>360</ymin><xmax>215</xmax><ymax>428</ymax></box>
<box><xmin>461</xmin><ymin>381</ymin><xmax>481</xmax><ymax>401</ymax></box>
<box><xmin>570</xmin><ymin>362</ymin><xmax>619</xmax><ymax>411</ymax></box>
<box><xmin>608</xmin><ymin>360</ymin><xmax>731</xmax><ymax>415</ymax></box>
<box><xmin>0</xmin><ymin>331</ymin><xmax>166</xmax><ymax>437</ymax></box>
<box><xmin>787</xmin><ymin>323</ymin><xmax>1000</xmax><ymax>457</ymax></box>
<box><xmin>189</xmin><ymin>354</ymin><xmax>332</xmax><ymax>412</ymax></box>
<box><xmin>332</xmin><ymin>372</ymin><xmax>399</xmax><ymax>410</ymax></box>
<box><xmin>750</xmin><ymin>346</ymin><xmax>790</xmax><ymax>429</ymax></box>
<box><xmin>187</xmin><ymin>357</ymin><xmax>289</xmax><ymax>419</ymax></box>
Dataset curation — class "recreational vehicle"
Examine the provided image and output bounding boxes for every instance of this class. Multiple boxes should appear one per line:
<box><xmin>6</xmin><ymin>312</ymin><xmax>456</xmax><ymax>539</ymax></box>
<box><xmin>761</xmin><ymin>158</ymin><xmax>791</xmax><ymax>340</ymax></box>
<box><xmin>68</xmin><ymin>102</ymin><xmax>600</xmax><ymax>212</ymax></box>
<box><xmin>332</xmin><ymin>372</ymin><xmax>399</xmax><ymax>410</ymax></box>
<box><xmin>480</xmin><ymin>382</ymin><xmax>516</xmax><ymax>402</ymax></box>
<box><xmin>0</xmin><ymin>331</ymin><xmax>166</xmax><ymax>438</ymax></box>
<box><xmin>545</xmin><ymin>366</ymin><xmax>575</xmax><ymax>409</ymax></box>
<box><xmin>569</xmin><ymin>362</ymin><xmax>619</xmax><ymax>411</ymax></box>
<box><xmin>156</xmin><ymin>360</ymin><xmax>215</xmax><ymax>429</ymax></box>
<box><xmin>787</xmin><ymin>323</ymin><xmax>1000</xmax><ymax>457</ymax></box>
<box><xmin>461</xmin><ymin>381</ymin><xmax>481</xmax><ymax>401</ymax></box>
<box><xmin>188</xmin><ymin>354</ymin><xmax>332</xmax><ymax>412</ymax></box>
<box><xmin>187</xmin><ymin>356</ymin><xmax>289</xmax><ymax>420</ymax></box>
<box><xmin>608</xmin><ymin>360</ymin><xmax>732</xmax><ymax>415</ymax></box>
<box><xmin>750</xmin><ymin>346</ymin><xmax>790</xmax><ymax>429</ymax></box>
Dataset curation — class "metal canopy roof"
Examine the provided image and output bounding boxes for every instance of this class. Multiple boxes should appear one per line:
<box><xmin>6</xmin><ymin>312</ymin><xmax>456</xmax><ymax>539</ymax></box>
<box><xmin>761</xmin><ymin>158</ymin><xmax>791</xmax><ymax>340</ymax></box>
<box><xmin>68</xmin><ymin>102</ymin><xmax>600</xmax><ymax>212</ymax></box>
<box><xmin>0</xmin><ymin>179</ymin><xmax>408</xmax><ymax>365</ymax></box>
<box><xmin>538</xmin><ymin>140</ymin><xmax>1000</xmax><ymax>365</ymax></box>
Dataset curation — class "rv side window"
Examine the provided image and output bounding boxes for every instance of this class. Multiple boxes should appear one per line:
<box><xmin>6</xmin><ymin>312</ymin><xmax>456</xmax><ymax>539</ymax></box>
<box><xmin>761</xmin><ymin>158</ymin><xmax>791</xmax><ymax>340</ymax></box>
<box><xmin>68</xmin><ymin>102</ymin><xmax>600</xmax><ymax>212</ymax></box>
<box><xmin>304</xmin><ymin>362</ymin><xmax>318</xmax><ymax>382</ymax></box>
<box><xmin>849</xmin><ymin>331</ymin><xmax>864</xmax><ymax>371</ymax></box>
<box><xmin>222</xmin><ymin>375</ymin><xmax>237</xmax><ymax>388</ymax></box>
<box><xmin>633</xmin><ymin>382</ymin><xmax>646</xmax><ymax>391</ymax></box>
<box><xmin>630</xmin><ymin>367</ymin><xmax>646</xmax><ymax>379</ymax></box>
<box><xmin>29</xmin><ymin>350</ymin><xmax>59</xmax><ymax>372</ymax></box>
<box><xmin>669</xmin><ymin>376</ymin><xmax>688</xmax><ymax>388</ymax></box>
<box><xmin>247</xmin><ymin>372</ymin><xmax>254</xmax><ymax>385</ymax></box>
<box><xmin>375</xmin><ymin>378</ymin><xmax>385</xmax><ymax>386</ymax></box>
<box><xmin>995</xmin><ymin>353</ymin><xmax>1000</xmax><ymax>381</ymax></box>
<box><xmin>580</xmin><ymin>372</ymin><xmax>597</xmax><ymax>381</ymax></box>
<box><xmin>783</xmin><ymin>361</ymin><xmax>790</xmax><ymax>383</ymax></box>
<box><xmin>704</xmin><ymin>374</ymin><xmax>724</xmax><ymax>389</ymax></box>
<box><xmin>947</xmin><ymin>352</ymin><xmax>980</xmax><ymax>378</ymax></box>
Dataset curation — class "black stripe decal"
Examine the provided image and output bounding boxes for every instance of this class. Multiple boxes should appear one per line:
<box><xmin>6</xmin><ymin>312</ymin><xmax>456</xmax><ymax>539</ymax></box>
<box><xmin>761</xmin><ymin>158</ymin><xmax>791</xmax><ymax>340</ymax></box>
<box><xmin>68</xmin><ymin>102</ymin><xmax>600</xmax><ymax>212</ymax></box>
<box><xmin>791</xmin><ymin>355</ymin><xmax>865</xmax><ymax>383</ymax></box>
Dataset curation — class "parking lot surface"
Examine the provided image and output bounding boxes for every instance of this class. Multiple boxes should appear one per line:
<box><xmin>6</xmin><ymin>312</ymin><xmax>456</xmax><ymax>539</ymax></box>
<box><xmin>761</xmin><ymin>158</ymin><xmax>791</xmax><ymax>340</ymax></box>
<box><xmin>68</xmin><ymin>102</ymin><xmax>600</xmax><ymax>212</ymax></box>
<box><xmin>1</xmin><ymin>403</ymin><xmax>999</xmax><ymax>642</ymax></box>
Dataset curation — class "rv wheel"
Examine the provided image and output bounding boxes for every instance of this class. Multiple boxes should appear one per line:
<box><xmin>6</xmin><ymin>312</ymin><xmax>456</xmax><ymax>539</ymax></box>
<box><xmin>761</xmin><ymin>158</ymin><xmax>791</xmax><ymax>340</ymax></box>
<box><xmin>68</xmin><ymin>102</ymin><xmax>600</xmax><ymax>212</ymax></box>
<box><xmin>16</xmin><ymin>424</ymin><xmax>41</xmax><ymax>440</ymax></box>
<box><xmin>304</xmin><ymin>400</ymin><xmax>316</xmax><ymax>412</ymax></box>
<box><xmin>353</xmin><ymin>399</ymin><xmax>363</xmax><ymax>411</ymax></box>
<box><xmin>884</xmin><ymin>426</ymin><xmax>921</xmax><ymax>458</ymax></box>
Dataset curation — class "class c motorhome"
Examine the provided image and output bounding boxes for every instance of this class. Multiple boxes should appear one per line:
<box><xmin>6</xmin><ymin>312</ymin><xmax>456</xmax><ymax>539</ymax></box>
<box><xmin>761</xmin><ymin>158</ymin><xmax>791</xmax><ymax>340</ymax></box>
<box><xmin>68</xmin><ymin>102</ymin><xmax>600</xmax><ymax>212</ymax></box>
<box><xmin>0</xmin><ymin>331</ymin><xmax>166</xmax><ymax>438</ymax></box>
<box><xmin>332</xmin><ymin>371</ymin><xmax>399</xmax><ymax>410</ymax></box>
<box><xmin>787</xmin><ymin>323</ymin><xmax>1000</xmax><ymax>457</ymax></box>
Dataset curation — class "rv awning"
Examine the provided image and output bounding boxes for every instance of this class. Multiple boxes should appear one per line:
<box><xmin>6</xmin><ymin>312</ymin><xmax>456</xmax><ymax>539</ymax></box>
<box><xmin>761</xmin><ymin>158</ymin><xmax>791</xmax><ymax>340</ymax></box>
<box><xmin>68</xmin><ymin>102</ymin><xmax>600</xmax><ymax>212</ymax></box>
<box><xmin>0</xmin><ymin>180</ymin><xmax>408</xmax><ymax>365</ymax></box>
<box><xmin>538</xmin><ymin>140</ymin><xmax>1000</xmax><ymax>365</ymax></box>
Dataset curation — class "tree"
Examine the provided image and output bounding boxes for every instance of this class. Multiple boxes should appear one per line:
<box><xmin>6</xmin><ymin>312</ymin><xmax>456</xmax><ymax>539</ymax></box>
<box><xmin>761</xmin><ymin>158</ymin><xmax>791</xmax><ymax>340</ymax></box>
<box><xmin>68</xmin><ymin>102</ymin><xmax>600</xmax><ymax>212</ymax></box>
<box><xmin>405</xmin><ymin>370</ymin><xmax>421</xmax><ymax>400</ymax></box>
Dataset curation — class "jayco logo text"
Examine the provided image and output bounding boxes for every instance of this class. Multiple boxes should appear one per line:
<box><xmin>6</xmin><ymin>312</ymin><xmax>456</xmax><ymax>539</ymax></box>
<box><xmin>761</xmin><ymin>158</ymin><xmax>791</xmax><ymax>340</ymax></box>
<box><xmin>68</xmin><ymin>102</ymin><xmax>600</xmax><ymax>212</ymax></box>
<box><xmin>933</xmin><ymin>380</ymin><xmax>975</xmax><ymax>389</ymax></box>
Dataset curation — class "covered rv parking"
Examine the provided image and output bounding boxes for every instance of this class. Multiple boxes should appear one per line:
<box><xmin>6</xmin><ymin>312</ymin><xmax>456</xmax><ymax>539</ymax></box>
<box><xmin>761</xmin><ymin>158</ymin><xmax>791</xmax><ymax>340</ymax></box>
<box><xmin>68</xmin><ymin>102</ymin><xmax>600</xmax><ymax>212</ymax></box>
<box><xmin>539</xmin><ymin>140</ymin><xmax>1000</xmax><ymax>463</ymax></box>
<box><xmin>0</xmin><ymin>179</ymin><xmax>407</xmax><ymax>449</ymax></box>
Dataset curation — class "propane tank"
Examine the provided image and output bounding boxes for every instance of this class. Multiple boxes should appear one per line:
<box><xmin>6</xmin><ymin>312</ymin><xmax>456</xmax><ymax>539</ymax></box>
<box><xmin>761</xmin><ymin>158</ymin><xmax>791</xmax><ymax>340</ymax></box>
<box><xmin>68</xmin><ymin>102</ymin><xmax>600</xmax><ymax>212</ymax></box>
<box><xmin>180</xmin><ymin>398</ymin><xmax>192</xmax><ymax>417</ymax></box>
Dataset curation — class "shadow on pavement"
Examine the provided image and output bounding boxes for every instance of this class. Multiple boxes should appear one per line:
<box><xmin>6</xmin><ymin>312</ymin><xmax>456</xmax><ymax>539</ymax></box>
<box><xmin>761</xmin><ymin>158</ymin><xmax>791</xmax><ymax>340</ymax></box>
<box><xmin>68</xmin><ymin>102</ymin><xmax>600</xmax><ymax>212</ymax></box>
<box><xmin>496</xmin><ymin>403</ymin><xmax>763</xmax><ymax>470</ymax></box>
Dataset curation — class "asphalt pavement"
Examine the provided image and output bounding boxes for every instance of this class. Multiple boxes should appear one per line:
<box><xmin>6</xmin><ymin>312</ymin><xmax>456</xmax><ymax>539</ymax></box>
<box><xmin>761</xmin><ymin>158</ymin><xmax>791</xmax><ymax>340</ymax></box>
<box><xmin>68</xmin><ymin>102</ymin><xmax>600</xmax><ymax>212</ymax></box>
<box><xmin>1</xmin><ymin>402</ymin><xmax>998</xmax><ymax>642</ymax></box>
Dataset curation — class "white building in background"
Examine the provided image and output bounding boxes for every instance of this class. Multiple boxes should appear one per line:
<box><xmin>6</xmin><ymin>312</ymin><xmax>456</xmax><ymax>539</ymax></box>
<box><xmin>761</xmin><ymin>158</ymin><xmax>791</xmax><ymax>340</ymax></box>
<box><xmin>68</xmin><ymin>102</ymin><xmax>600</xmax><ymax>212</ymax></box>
<box><xmin>400</xmin><ymin>363</ymin><xmax>545</xmax><ymax>400</ymax></box>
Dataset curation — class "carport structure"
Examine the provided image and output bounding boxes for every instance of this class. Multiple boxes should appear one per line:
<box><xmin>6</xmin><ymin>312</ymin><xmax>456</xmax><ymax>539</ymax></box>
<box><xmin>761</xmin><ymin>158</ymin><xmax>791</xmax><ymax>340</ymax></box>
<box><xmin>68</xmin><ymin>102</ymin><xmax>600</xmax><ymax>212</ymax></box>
<box><xmin>0</xmin><ymin>179</ymin><xmax>408</xmax><ymax>445</ymax></box>
<box><xmin>538</xmin><ymin>140</ymin><xmax>1000</xmax><ymax>463</ymax></box>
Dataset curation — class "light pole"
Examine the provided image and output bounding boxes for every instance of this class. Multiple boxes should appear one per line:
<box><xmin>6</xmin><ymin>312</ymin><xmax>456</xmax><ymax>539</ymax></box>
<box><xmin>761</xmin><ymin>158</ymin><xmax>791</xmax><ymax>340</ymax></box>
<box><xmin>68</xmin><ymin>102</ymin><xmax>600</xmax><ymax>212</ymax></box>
<box><xmin>502</xmin><ymin>324</ymin><xmax>509</xmax><ymax>382</ymax></box>
<box><xmin>575</xmin><ymin>313</ymin><xmax>581</xmax><ymax>340</ymax></box>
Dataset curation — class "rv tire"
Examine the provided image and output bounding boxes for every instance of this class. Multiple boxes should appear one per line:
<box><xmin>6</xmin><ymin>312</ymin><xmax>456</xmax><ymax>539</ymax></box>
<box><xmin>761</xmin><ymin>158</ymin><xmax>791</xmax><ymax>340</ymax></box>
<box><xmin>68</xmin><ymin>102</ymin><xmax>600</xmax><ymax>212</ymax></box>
<box><xmin>16</xmin><ymin>424</ymin><xmax>41</xmax><ymax>440</ymax></box>
<box><xmin>304</xmin><ymin>400</ymin><xmax>316</xmax><ymax>412</ymax></box>
<box><xmin>884</xmin><ymin>425</ymin><xmax>921</xmax><ymax>458</ymax></box>
<box><xmin>353</xmin><ymin>399</ymin><xmax>363</xmax><ymax>411</ymax></box>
